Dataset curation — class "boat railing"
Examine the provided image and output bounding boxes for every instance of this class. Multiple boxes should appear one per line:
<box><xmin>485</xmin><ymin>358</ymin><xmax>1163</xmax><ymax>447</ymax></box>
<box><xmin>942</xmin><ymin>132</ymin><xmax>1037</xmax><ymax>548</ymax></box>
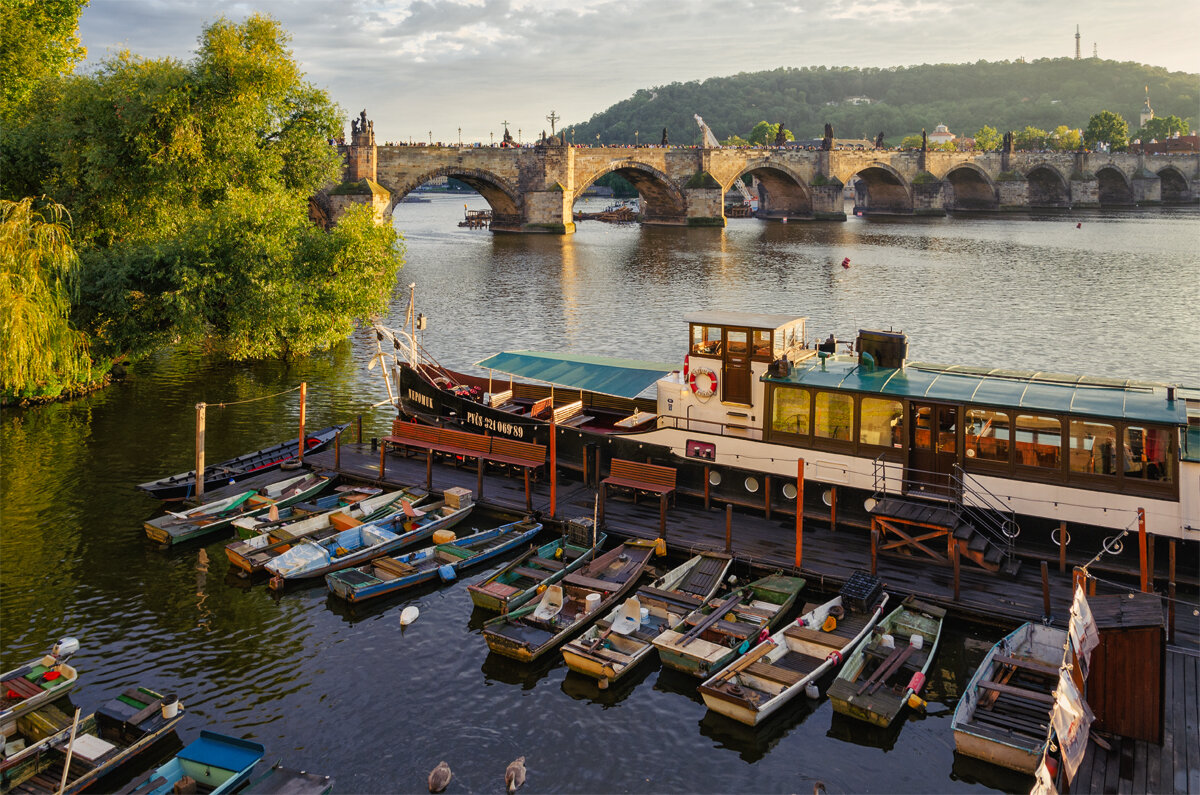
<box><xmin>659</xmin><ymin>412</ymin><xmax>765</xmax><ymax>441</ymax></box>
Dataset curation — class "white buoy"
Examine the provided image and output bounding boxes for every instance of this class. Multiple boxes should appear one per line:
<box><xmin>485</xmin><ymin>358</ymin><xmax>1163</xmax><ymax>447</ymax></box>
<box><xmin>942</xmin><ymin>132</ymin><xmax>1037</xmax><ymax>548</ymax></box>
<box><xmin>400</xmin><ymin>606</ymin><xmax>420</xmax><ymax>626</ymax></box>
<box><xmin>805</xmin><ymin>682</ymin><xmax>820</xmax><ymax>699</ymax></box>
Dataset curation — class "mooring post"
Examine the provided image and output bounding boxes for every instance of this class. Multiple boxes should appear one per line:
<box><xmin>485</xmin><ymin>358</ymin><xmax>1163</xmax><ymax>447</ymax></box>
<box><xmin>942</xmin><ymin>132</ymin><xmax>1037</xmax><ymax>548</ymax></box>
<box><xmin>298</xmin><ymin>382</ymin><xmax>307</xmax><ymax>464</ymax></box>
<box><xmin>704</xmin><ymin>466</ymin><xmax>711</xmax><ymax>511</ymax></box>
<box><xmin>549</xmin><ymin>419</ymin><xmax>557</xmax><ymax>519</ymax></box>
<box><xmin>194</xmin><ymin>402</ymin><xmax>206</xmax><ymax>502</ymax></box>
<box><xmin>356</xmin><ymin>414</ymin><xmax>363</xmax><ymax>444</ymax></box>
<box><xmin>764</xmin><ymin>475</ymin><xmax>772</xmax><ymax>520</ymax></box>
<box><xmin>794</xmin><ymin>458</ymin><xmax>804</xmax><ymax>569</ymax></box>
<box><xmin>870</xmin><ymin>521</ymin><xmax>878</xmax><ymax>576</ymax></box>
<box><xmin>1167</xmin><ymin>540</ymin><xmax>1176</xmax><ymax>642</ymax></box>
<box><xmin>378</xmin><ymin>442</ymin><xmax>386</xmax><ymax>481</ymax></box>
<box><xmin>1041</xmin><ymin>561</ymin><xmax>1051</xmax><ymax>620</ymax></box>
<box><xmin>426</xmin><ymin>449</ymin><xmax>433</xmax><ymax>491</ymax></box>
<box><xmin>1059</xmin><ymin>521</ymin><xmax>1067</xmax><ymax>573</ymax></box>
<box><xmin>725</xmin><ymin>504</ymin><xmax>733</xmax><ymax>554</ymax></box>
<box><xmin>952</xmin><ymin>543</ymin><xmax>960</xmax><ymax>602</ymax></box>
<box><xmin>334</xmin><ymin>429</ymin><xmax>340</xmax><ymax>470</ymax></box>
<box><xmin>830</xmin><ymin>485</ymin><xmax>838</xmax><ymax>533</ymax></box>
<box><xmin>1138</xmin><ymin>507</ymin><xmax>1149</xmax><ymax>593</ymax></box>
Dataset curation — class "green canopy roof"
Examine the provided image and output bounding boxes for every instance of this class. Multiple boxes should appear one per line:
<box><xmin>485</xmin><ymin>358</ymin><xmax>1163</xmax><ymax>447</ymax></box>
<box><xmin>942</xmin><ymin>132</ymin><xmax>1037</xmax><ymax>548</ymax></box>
<box><xmin>476</xmin><ymin>351</ymin><xmax>679</xmax><ymax>399</ymax></box>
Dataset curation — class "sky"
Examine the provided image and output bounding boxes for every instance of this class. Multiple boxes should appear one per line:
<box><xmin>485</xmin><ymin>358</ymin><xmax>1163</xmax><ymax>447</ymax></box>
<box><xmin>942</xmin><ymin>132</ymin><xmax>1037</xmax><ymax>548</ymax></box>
<box><xmin>78</xmin><ymin>0</ymin><xmax>1200</xmax><ymax>144</ymax></box>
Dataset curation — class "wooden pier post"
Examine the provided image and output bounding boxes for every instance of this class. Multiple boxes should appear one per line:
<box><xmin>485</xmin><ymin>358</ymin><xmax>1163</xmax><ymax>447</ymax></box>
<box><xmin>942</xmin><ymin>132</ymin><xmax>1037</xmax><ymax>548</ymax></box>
<box><xmin>1059</xmin><ymin>521</ymin><xmax>1067</xmax><ymax>573</ymax></box>
<box><xmin>297</xmin><ymin>382</ymin><xmax>307</xmax><ymax>464</ymax></box>
<box><xmin>426</xmin><ymin>449</ymin><xmax>434</xmax><ymax>491</ymax></box>
<box><xmin>356</xmin><ymin>414</ymin><xmax>363</xmax><ymax>444</ymax></box>
<box><xmin>378</xmin><ymin>442</ymin><xmax>386</xmax><ymax>481</ymax></box>
<box><xmin>334</xmin><ymin>429</ymin><xmax>340</xmax><ymax>470</ymax></box>
<box><xmin>704</xmin><ymin>466</ymin><xmax>711</xmax><ymax>511</ymax></box>
<box><xmin>477</xmin><ymin>454</ymin><xmax>484</xmax><ymax>500</ymax></box>
<box><xmin>1167</xmin><ymin>540</ymin><xmax>1176</xmax><ymax>642</ymax></box>
<box><xmin>764</xmin><ymin>475</ymin><xmax>772</xmax><ymax>520</ymax></box>
<box><xmin>830</xmin><ymin>486</ymin><xmax>838</xmax><ymax>534</ymax></box>
<box><xmin>549</xmin><ymin>420</ymin><xmax>557</xmax><ymax>519</ymax></box>
<box><xmin>794</xmin><ymin>458</ymin><xmax>804</xmax><ymax>569</ymax></box>
<box><xmin>1040</xmin><ymin>561</ymin><xmax>1051</xmax><ymax>620</ymax></box>
<box><xmin>725</xmin><ymin>504</ymin><xmax>733</xmax><ymax>554</ymax></box>
<box><xmin>952</xmin><ymin>543</ymin><xmax>960</xmax><ymax>601</ymax></box>
<box><xmin>870</xmin><ymin>520</ymin><xmax>878</xmax><ymax>576</ymax></box>
<box><xmin>194</xmin><ymin>402</ymin><xmax>206</xmax><ymax>502</ymax></box>
<box><xmin>1138</xmin><ymin>507</ymin><xmax>1149</xmax><ymax>593</ymax></box>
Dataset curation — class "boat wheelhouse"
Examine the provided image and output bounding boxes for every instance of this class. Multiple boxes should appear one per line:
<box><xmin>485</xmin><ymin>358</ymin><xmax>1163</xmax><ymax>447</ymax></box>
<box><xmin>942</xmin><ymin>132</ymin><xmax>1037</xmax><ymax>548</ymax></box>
<box><xmin>382</xmin><ymin>308</ymin><xmax>1199</xmax><ymax>572</ymax></box>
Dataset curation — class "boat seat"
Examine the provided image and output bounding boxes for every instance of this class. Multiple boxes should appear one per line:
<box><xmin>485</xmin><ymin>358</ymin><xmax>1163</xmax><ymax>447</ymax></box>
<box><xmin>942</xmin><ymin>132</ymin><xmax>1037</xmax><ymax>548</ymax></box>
<box><xmin>532</xmin><ymin>585</ymin><xmax>564</xmax><ymax>621</ymax></box>
<box><xmin>512</xmin><ymin>566</ymin><xmax>553</xmax><ymax>581</ymax></box>
<box><xmin>744</xmin><ymin>660</ymin><xmax>804</xmax><ymax>686</ymax></box>
<box><xmin>374</xmin><ymin>558</ymin><xmax>416</xmax><ymax>577</ymax></box>
<box><xmin>531</xmin><ymin>556</ymin><xmax>565</xmax><ymax>570</ymax></box>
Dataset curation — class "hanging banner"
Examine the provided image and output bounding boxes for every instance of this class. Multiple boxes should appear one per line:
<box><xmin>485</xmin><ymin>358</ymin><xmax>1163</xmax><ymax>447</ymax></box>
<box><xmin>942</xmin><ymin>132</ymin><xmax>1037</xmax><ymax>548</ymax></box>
<box><xmin>1051</xmin><ymin>671</ymin><xmax>1094</xmax><ymax>781</ymax></box>
<box><xmin>1068</xmin><ymin>584</ymin><xmax>1099</xmax><ymax>677</ymax></box>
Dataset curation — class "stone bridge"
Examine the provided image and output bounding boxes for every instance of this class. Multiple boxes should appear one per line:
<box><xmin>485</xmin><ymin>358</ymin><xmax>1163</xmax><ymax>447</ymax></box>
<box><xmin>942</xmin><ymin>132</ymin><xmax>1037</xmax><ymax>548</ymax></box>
<box><xmin>324</xmin><ymin>118</ymin><xmax>1199</xmax><ymax>233</ymax></box>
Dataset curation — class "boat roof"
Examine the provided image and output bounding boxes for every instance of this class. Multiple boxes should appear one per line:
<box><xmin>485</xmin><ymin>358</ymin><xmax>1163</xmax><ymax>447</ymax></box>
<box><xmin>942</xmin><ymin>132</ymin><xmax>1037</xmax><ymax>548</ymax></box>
<box><xmin>683</xmin><ymin>311</ymin><xmax>805</xmax><ymax>330</ymax></box>
<box><xmin>764</xmin><ymin>356</ymin><xmax>1187</xmax><ymax>425</ymax></box>
<box><xmin>475</xmin><ymin>351</ymin><xmax>678</xmax><ymax>399</ymax></box>
<box><xmin>178</xmin><ymin>732</ymin><xmax>263</xmax><ymax>772</ymax></box>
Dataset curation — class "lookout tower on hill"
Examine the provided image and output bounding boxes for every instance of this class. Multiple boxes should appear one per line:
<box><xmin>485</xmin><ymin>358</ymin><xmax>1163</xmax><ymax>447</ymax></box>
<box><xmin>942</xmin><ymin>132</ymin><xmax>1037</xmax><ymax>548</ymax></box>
<box><xmin>1140</xmin><ymin>88</ymin><xmax>1155</xmax><ymax>128</ymax></box>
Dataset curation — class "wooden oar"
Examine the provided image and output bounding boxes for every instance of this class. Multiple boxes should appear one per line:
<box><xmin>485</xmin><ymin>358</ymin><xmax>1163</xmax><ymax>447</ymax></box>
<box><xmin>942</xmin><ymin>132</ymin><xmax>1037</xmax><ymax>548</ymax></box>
<box><xmin>679</xmin><ymin>591</ymin><xmax>744</xmax><ymax>647</ymax></box>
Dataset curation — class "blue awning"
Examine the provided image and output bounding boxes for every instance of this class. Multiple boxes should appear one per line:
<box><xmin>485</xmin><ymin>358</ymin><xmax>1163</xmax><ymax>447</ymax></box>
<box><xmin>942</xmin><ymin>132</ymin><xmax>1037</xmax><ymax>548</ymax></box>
<box><xmin>475</xmin><ymin>351</ymin><xmax>678</xmax><ymax>399</ymax></box>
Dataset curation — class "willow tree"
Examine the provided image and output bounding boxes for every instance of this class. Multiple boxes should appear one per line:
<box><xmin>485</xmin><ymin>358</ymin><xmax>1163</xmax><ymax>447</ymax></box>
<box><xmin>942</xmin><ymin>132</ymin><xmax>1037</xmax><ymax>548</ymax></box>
<box><xmin>0</xmin><ymin>197</ymin><xmax>91</xmax><ymax>395</ymax></box>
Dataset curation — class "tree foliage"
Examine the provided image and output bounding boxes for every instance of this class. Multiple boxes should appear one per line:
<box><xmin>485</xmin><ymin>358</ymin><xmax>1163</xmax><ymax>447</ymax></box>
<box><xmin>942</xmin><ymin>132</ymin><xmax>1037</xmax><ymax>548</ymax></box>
<box><xmin>974</xmin><ymin>126</ymin><xmax>1002</xmax><ymax>151</ymax></box>
<box><xmin>0</xmin><ymin>0</ymin><xmax>88</xmax><ymax>124</ymax></box>
<box><xmin>566</xmin><ymin>60</ymin><xmax>1197</xmax><ymax>146</ymax></box>
<box><xmin>746</xmin><ymin>121</ymin><xmax>793</xmax><ymax>146</ymax></box>
<box><xmin>1084</xmin><ymin>110</ymin><xmax>1130</xmax><ymax>151</ymax></box>
<box><xmin>1136</xmin><ymin>115</ymin><xmax>1190</xmax><ymax>141</ymax></box>
<box><xmin>0</xmin><ymin>197</ymin><xmax>91</xmax><ymax>395</ymax></box>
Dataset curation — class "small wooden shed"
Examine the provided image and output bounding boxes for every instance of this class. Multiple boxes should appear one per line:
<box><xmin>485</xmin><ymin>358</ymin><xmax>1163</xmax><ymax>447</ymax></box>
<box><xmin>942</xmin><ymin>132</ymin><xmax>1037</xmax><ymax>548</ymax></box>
<box><xmin>1085</xmin><ymin>592</ymin><xmax>1165</xmax><ymax>744</ymax></box>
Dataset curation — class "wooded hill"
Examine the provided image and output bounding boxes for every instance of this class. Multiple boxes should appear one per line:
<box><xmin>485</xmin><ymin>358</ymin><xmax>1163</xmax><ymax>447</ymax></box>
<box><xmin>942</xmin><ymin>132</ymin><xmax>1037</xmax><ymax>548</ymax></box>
<box><xmin>566</xmin><ymin>59</ymin><xmax>1197</xmax><ymax>146</ymax></box>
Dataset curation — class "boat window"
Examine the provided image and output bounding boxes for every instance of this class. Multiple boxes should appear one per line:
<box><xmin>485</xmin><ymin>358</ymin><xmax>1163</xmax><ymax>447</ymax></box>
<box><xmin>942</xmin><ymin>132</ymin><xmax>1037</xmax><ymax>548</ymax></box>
<box><xmin>1124</xmin><ymin>426</ymin><xmax>1172</xmax><ymax>482</ymax></box>
<box><xmin>691</xmin><ymin>325</ymin><xmax>722</xmax><ymax>356</ymax></box>
<box><xmin>726</xmin><ymin>330</ymin><xmax>748</xmax><ymax>355</ymax></box>
<box><xmin>814</xmin><ymin>391</ymin><xmax>853</xmax><ymax>441</ymax></box>
<box><xmin>1069</xmin><ymin>420</ymin><xmax>1118</xmax><ymax>476</ymax></box>
<box><xmin>937</xmin><ymin>407</ymin><xmax>957</xmax><ymax>455</ymax></box>
<box><xmin>1014</xmin><ymin>415</ymin><xmax>1063</xmax><ymax>469</ymax></box>
<box><xmin>966</xmin><ymin>408</ymin><xmax>1011</xmax><ymax>463</ymax></box>
<box><xmin>753</xmin><ymin>330</ymin><xmax>772</xmax><ymax>358</ymax></box>
<box><xmin>770</xmin><ymin>386</ymin><xmax>810</xmax><ymax>437</ymax></box>
<box><xmin>913</xmin><ymin>406</ymin><xmax>932</xmax><ymax>449</ymax></box>
<box><xmin>859</xmin><ymin>398</ymin><xmax>903</xmax><ymax>448</ymax></box>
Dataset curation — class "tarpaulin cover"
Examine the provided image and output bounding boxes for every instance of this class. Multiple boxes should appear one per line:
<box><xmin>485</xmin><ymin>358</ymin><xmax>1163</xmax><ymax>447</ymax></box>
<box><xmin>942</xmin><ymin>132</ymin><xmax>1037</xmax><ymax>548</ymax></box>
<box><xmin>476</xmin><ymin>351</ymin><xmax>678</xmax><ymax>399</ymax></box>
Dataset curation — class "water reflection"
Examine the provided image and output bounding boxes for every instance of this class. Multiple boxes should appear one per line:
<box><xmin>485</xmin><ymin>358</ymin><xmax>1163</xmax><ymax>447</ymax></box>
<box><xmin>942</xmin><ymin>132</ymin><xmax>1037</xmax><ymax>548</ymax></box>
<box><xmin>480</xmin><ymin>650</ymin><xmax>560</xmax><ymax>690</ymax></box>
<box><xmin>699</xmin><ymin>697</ymin><xmax>819</xmax><ymax>763</ymax></box>
<box><xmin>559</xmin><ymin>664</ymin><xmax>656</xmax><ymax>707</ymax></box>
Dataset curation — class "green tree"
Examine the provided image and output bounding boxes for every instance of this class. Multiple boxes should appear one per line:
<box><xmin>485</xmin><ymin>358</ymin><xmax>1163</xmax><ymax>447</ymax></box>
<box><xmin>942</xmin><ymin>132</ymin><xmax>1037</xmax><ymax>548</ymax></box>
<box><xmin>0</xmin><ymin>197</ymin><xmax>92</xmax><ymax>396</ymax></box>
<box><xmin>900</xmin><ymin>134</ymin><xmax>923</xmax><ymax>149</ymax></box>
<box><xmin>0</xmin><ymin>0</ymin><xmax>88</xmax><ymax>123</ymax></box>
<box><xmin>721</xmin><ymin>135</ymin><xmax>749</xmax><ymax>147</ymax></box>
<box><xmin>974</xmin><ymin>125</ymin><xmax>1002</xmax><ymax>151</ymax></box>
<box><xmin>746</xmin><ymin>121</ymin><xmax>792</xmax><ymax>146</ymax></box>
<box><xmin>1084</xmin><ymin>110</ymin><xmax>1129</xmax><ymax>151</ymax></box>
<box><xmin>1137</xmin><ymin>115</ymin><xmax>1190</xmax><ymax>141</ymax></box>
<box><xmin>1013</xmin><ymin>126</ymin><xmax>1049</xmax><ymax>151</ymax></box>
<box><xmin>1049</xmin><ymin>125</ymin><xmax>1082</xmax><ymax>151</ymax></box>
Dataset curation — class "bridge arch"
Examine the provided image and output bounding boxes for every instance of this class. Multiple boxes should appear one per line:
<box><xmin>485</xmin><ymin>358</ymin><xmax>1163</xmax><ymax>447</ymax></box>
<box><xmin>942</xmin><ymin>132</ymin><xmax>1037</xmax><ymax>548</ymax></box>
<box><xmin>1157</xmin><ymin>166</ymin><xmax>1193</xmax><ymax>203</ymax></box>
<box><xmin>574</xmin><ymin>160</ymin><xmax>687</xmax><ymax>225</ymax></box>
<box><xmin>1025</xmin><ymin>164</ymin><xmax>1070</xmax><ymax>208</ymax></box>
<box><xmin>385</xmin><ymin>167</ymin><xmax>522</xmax><ymax>221</ymax></box>
<box><xmin>736</xmin><ymin>160</ymin><xmax>812</xmax><ymax>218</ymax></box>
<box><xmin>1096</xmin><ymin>166</ymin><xmax>1134</xmax><ymax>206</ymax></box>
<box><xmin>847</xmin><ymin>163</ymin><xmax>913</xmax><ymax>215</ymax></box>
<box><xmin>942</xmin><ymin>163</ymin><xmax>998</xmax><ymax>211</ymax></box>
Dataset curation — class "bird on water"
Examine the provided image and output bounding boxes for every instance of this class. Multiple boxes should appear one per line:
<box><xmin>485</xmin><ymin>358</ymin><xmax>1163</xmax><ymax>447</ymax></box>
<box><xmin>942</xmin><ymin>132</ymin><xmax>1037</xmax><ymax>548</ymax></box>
<box><xmin>428</xmin><ymin>761</ymin><xmax>452</xmax><ymax>793</ymax></box>
<box><xmin>505</xmin><ymin>757</ymin><xmax>526</xmax><ymax>793</ymax></box>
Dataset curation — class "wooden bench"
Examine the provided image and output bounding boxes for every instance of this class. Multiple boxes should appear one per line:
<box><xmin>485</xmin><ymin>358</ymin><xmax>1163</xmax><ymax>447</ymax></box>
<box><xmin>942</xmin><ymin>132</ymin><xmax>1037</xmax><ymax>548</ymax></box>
<box><xmin>512</xmin><ymin>566</ymin><xmax>553</xmax><ymax>581</ymax></box>
<box><xmin>977</xmin><ymin>679</ymin><xmax>1054</xmax><ymax>705</ymax></box>
<box><xmin>531</xmin><ymin>556</ymin><xmax>564</xmax><ymax>571</ymax></box>
<box><xmin>745</xmin><ymin>660</ymin><xmax>804</xmax><ymax>686</ymax></box>
<box><xmin>599</xmin><ymin>458</ymin><xmax>677</xmax><ymax>537</ymax></box>
<box><xmin>373</xmin><ymin>558</ymin><xmax>415</xmax><ymax>577</ymax></box>
<box><xmin>487</xmin><ymin>389</ymin><xmax>514</xmax><ymax>408</ymax></box>
<box><xmin>552</xmin><ymin>400</ymin><xmax>584</xmax><ymax>424</ymax></box>
<box><xmin>529</xmin><ymin>396</ymin><xmax>554</xmax><ymax>419</ymax></box>
<box><xmin>994</xmin><ymin>654</ymin><xmax>1058</xmax><ymax>678</ymax></box>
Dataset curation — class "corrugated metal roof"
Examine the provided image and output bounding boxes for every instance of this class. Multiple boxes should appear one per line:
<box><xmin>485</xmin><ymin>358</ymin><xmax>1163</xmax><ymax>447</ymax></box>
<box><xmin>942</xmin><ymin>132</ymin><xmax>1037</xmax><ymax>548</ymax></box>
<box><xmin>475</xmin><ymin>351</ymin><xmax>678</xmax><ymax>399</ymax></box>
<box><xmin>764</xmin><ymin>357</ymin><xmax>1186</xmax><ymax>424</ymax></box>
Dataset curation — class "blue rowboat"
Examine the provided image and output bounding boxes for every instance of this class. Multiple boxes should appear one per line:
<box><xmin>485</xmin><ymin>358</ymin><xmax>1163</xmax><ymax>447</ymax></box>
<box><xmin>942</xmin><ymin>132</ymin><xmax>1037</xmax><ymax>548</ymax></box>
<box><xmin>118</xmin><ymin>730</ymin><xmax>264</xmax><ymax>795</ymax></box>
<box><xmin>467</xmin><ymin>531</ymin><xmax>607</xmax><ymax>613</ymax></box>
<box><xmin>326</xmin><ymin>517</ymin><xmax>544</xmax><ymax>603</ymax></box>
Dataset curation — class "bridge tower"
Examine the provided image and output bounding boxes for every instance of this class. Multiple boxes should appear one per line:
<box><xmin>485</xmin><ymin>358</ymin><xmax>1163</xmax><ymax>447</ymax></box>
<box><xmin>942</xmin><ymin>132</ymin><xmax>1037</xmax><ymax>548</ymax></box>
<box><xmin>321</xmin><ymin>110</ymin><xmax>391</xmax><ymax>228</ymax></box>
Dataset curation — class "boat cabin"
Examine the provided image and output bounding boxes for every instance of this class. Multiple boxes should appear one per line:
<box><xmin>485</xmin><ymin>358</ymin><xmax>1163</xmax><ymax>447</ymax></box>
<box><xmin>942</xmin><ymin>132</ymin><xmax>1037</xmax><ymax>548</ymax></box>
<box><xmin>683</xmin><ymin>311</ymin><xmax>808</xmax><ymax>407</ymax></box>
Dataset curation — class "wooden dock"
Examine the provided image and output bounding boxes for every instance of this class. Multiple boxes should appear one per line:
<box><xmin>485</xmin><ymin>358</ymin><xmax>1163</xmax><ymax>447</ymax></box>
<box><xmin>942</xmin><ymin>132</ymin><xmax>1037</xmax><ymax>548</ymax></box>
<box><xmin>288</xmin><ymin>444</ymin><xmax>1197</xmax><ymax>652</ymax></box>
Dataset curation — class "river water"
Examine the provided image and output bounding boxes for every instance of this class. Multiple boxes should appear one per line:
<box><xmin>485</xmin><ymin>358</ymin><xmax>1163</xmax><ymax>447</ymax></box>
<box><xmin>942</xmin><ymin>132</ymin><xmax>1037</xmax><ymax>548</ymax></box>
<box><xmin>1</xmin><ymin>197</ymin><xmax>1196</xmax><ymax>793</ymax></box>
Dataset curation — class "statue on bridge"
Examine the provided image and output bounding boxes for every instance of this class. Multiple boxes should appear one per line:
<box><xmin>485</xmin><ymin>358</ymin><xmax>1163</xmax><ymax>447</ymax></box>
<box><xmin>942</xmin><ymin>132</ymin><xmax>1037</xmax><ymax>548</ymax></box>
<box><xmin>661</xmin><ymin>127</ymin><xmax>669</xmax><ymax>146</ymax></box>
<box><xmin>1002</xmin><ymin>130</ymin><xmax>1013</xmax><ymax>154</ymax></box>
<box><xmin>875</xmin><ymin>131</ymin><xmax>885</xmax><ymax>150</ymax></box>
<box><xmin>921</xmin><ymin>128</ymin><xmax>927</xmax><ymax>152</ymax></box>
<box><xmin>351</xmin><ymin>109</ymin><xmax>373</xmax><ymax>139</ymax></box>
<box><xmin>822</xmin><ymin>123</ymin><xmax>833</xmax><ymax>151</ymax></box>
<box><xmin>501</xmin><ymin>126</ymin><xmax>514</xmax><ymax>147</ymax></box>
<box><xmin>775</xmin><ymin>123</ymin><xmax>788</xmax><ymax>147</ymax></box>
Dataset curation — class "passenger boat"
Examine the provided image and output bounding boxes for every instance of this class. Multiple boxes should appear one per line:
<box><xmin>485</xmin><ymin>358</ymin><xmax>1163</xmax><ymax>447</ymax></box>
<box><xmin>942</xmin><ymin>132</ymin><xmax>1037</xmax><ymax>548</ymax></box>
<box><xmin>952</xmin><ymin>621</ymin><xmax>1065</xmax><ymax>773</ymax></box>
<box><xmin>652</xmin><ymin>573</ymin><xmax>806</xmax><ymax>678</ymax></box>
<box><xmin>481</xmin><ymin>541</ymin><xmax>656</xmax><ymax>663</ymax></box>
<box><xmin>698</xmin><ymin>591</ymin><xmax>889</xmax><ymax>726</ymax></box>
<box><xmin>242</xmin><ymin>763</ymin><xmax>334</xmax><ymax>795</ymax></box>
<box><xmin>468</xmin><ymin>526</ymin><xmax>607</xmax><ymax>613</ymax></box>
<box><xmin>561</xmin><ymin>551</ymin><xmax>731</xmax><ymax>683</ymax></box>
<box><xmin>264</xmin><ymin>498</ymin><xmax>473</xmax><ymax>589</ymax></box>
<box><xmin>224</xmin><ymin>488</ymin><xmax>427</xmax><ymax>576</ymax></box>
<box><xmin>826</xmin><ymin>596</ymin><xmax>946</xmax><ymax>728</ymax></box>
<box><xmin>136</xmin><ymin>424</ymin><xmax>347</xmax><ymax>500</ymax></box>
<box><xmin>375</xmin><ymin>307</ymin><xmax>1198</xmax><ymax>573</ymax></box>
<box><xmin>325</xmin><ymin>517</ymin><xmax>543</xmax><ymax>602</ymax></box>
<box><xmin>118</xmin><ymin>730</ymin><xmax>264</xmax><ymax>795</ymax></box>
<box><xmin>143</xmin><ymin>473</ymin><xmax>331</xmax><ymax>546</ymax></box>
<box><xmin>1</xmin><ymin>638</ymin><xmax>79</xmax><ymax>726</ymax></box>
<box><xmin>0</xmin><ymin>686</ymin><xmax>184</xmax><ymax>795</ymax></box>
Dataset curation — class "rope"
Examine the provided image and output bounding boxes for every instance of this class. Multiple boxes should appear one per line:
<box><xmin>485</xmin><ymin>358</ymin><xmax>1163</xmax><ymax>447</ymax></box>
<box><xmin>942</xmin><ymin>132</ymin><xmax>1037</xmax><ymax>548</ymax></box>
<box><xmin>205</xmin><ymin>384</ymin><xmax>305</xmax><ymax>408</ymax></box>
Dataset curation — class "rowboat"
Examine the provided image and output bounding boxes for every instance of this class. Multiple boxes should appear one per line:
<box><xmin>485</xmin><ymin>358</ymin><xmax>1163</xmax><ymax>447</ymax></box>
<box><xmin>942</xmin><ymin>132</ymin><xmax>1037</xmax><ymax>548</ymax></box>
<box><xmin>652</xmin><ymin>573</ymin><xmax>806</xmax><ymax>678</ymax></box>
<box><xmin>118</xmin><ymin>730</ymin><xmax>264</xmax><ymax>795</ymax></box>
<box><xmin>0</xmin><ymin>638</ymin><xmax>80</xmax><ymax>726</ymax></box>
<box><xmin>325</xmin><ymin>517</ymin><xmax>543</xmax><ymax>602</ymax></box>
<box><xmin>481</xmin><ymin>540</ymin><xmax>656</xmax><ymax>663</ymax></box>
<box><xmin>136</xmin><ymin>424</ymin><xmax>347</xmax><ymax>500</ymax></box>
<box><xmin>1</xmin><ymin>687</ymin><xmax>185</xmax><ymax>795</ymax></box>
<box><xmin>224</xmin><ymin>488</ymin><xmax>428</xmax><ymax>576</ymax></box>
<box><xmin>242</xmin><ymin>763</ymin><xmax>334</xmax><ymax>795</ymax></box>
<box><xmin>698</xmin><ymin>593</ymin><xmax>889</xmax><ymax>726</ymax></box>
<box><xmin>826</xmin><ymin>596</ymin><xmax>946</xmax><ymax>728</ymax></box>
<box><xmin>561</xmin><ymin>551</ymin><xmax>731</xmax><ymax>683</ymax></box>
<box><xmin>230</xmin><ymin>485</ymin><xmax>391</xmax><ymax>540</ymax></box>
<box><xmin>952</xmin><ymin>621</ymin><xmax>1065</xmax><ymax>773</ymax></box>
<box><xmin>143</xmin><ymin>473</ymin><xmax>331</xmax><ymax>546</ymax></box>
<box><xmin>467</xmin><ymin>528</ymin><xmax>607</xmax><ymax>613</ymax></box>
<box><xmin>265</xmin><ymin>499</ymin><xmax>473</xmax><ymax>589</ymax></box>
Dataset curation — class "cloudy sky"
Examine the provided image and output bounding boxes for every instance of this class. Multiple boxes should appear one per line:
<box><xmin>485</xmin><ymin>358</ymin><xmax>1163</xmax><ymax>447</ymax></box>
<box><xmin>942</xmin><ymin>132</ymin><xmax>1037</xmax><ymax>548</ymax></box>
<box><xmin>79</xmin><ymin>0</ymin><xmax>1199</xmax><ymax>143</ymax></box>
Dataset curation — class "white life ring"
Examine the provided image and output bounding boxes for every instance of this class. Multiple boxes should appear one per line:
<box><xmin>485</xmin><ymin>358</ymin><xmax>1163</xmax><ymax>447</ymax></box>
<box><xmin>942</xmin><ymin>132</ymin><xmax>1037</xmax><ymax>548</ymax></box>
<box><xmin>690</xmin><ymin>367</ymin><xmax>718</xmax><ymax>398</ymax></box>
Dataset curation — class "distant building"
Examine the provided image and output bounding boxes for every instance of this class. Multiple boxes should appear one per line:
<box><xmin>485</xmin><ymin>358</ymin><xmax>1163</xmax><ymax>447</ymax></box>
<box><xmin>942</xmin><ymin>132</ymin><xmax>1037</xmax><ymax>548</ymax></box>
<box><xmin>1140</xmin><ymin>88</ymin><xmax>1155</xmax><ymax>128</ymax></box>
<box><xmin>1129</xmin><ymin>133</ymin><xmax>1198</xmax><ymax>154</ymax></box>
<box><xmin>928</xmin><ymin>123</ymin><xmax>956</xmax><ymax>145</ymax></box>
<box><xmin>844</xmin><ymin>96</ymin><xmax>874</xmax><ymax>106</ymax></box>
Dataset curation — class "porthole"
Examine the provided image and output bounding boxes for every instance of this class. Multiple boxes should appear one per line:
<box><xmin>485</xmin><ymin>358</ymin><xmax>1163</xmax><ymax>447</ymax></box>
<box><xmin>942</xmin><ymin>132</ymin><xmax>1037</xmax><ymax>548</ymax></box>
<box><xmin>864</xmin><ymin>497</ymin><xmax>877</xmax><ymax>512</ymax></box>
<box><xmin>782</xmin><ymin>483</ymin><xmax>797</xmax><ymax>500</ymax></box>
<box><xmin>709</xmin><ymin>470</ymin><xmax>722</xmax><ymax>486</ymax></box>
<box><xmin>744</xmin><ymin>477</ymin><xmax>759</xmax><ymax>493</ymax></box>
<box><xmin>822</xmin><ymin>489</ymin><xmax>833</xmax><ymax>507</ymax></box>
